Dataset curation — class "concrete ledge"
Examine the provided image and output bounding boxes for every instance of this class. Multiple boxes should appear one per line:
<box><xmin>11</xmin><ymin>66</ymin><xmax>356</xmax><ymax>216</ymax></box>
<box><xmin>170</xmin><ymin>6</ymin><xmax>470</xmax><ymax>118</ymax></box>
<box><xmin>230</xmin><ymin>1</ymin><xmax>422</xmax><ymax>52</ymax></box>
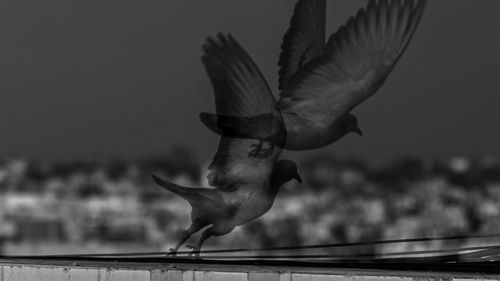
<box><xmin>0</xmin><ymin>258</ymin><xmax>499</xmax><ymax>281</ymax></box>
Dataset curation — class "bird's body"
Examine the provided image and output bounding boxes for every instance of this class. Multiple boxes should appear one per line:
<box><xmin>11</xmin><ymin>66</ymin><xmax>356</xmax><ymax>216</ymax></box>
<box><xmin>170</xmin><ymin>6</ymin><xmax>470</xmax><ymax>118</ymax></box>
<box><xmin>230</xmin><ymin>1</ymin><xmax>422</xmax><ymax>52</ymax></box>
<box><xmin>202</xmin><ymin>111</ymin><xmax>356</xmax><ymax>151</ymax></box>
<box><xmin>200</xmin><ymin>0</ymin><xmax>426</xmax><ymax>152</ymax></box>
<box><xmin>280</xmin><ymin>112</ymin><xmax>360</xmax><ymax>150</ymax></box>
<box><xmin>152</xmin><ymin>169</ymin><xmax>283</xmax><ymax>237</ymax></box>
<box><xmin>152</xmin><ymin>155</ymin><xmax>299</xmax><ymax>256</ymax></box>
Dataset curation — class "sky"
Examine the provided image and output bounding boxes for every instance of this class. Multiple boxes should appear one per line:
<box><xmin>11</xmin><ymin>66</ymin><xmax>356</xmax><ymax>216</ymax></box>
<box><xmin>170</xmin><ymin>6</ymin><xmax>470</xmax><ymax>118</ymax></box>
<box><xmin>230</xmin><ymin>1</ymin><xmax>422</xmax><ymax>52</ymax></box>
<box><xmin>0</xmin><ymin>0</ymin><xmax>499</xmax><ymax>164</ymax></box>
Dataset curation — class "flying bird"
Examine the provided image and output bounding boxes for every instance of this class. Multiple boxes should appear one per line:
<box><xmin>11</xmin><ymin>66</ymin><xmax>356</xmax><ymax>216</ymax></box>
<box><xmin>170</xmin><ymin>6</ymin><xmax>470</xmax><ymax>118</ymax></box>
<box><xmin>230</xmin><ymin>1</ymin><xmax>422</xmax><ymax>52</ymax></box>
<box><xmin>152</xmin><ymin>35</ymin><xmax>301</xmax><ymax>257</ymax></box>
<box><xmin>200</xmin><ymin>0</ymin><xmax>427</xmax><ymax>154</ymax></box>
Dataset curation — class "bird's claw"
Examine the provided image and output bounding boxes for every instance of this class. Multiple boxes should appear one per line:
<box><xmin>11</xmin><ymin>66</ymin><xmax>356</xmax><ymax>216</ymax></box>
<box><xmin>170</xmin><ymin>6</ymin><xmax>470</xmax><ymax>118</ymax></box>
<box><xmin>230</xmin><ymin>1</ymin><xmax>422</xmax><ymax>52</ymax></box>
<box><xmin>256</xmin><ymin>147</ymin><xmax>275</xmax><ymax>158</ymax></box>
<box><xmin>186</xmin><ymin>245</ymin><xmax>201</xmax><ymax>258</ymax></box>
<box><xmin>248</xmin><ymin>142</ymin><xmax>263</xmax><ymax>157</ymax></box>
<box><xmin>248</xmin><ymin>143</ymin><xmax>274</xmax><ymax>159</ymax></box>
<box><xmin>248</xmin><ymin>141</ymin><xmax>275</xmax><ymax>158</ymax></box>
<box><xmin>167</xmin><ymin>248</ymin><xmax>177</xmax><ymax>257</ymax></box>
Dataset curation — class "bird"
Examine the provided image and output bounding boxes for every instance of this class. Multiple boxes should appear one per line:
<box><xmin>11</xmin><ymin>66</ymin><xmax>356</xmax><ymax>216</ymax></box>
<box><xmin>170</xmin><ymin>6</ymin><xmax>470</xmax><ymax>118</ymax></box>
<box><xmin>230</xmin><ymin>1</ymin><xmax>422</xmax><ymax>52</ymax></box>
<box><xmin>200</xmin><ymin>0</ymin><xmax>427</xmax><ymax>154</ymax></box>
<box><xmin>152</xmin><ymin>35</ymin><xmax>302</xmax><ymax>257</ymax></box>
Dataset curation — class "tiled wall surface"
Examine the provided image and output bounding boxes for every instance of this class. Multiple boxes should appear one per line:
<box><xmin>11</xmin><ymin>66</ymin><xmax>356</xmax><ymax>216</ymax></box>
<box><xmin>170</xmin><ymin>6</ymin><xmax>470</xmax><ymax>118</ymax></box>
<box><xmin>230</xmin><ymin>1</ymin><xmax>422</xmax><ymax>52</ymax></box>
<box><xmin>0</xmin><ymin>264</ymin><xmax>498</xmax><ymax>281</ymax></box>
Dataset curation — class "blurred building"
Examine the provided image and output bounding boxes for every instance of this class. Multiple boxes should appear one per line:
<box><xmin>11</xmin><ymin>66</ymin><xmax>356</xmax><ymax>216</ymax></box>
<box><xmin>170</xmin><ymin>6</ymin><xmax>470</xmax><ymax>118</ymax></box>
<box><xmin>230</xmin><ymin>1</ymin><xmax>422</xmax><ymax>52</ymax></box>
<box><xmin>0</xmin><ymin>151</ymin><xmax>499</xmax><ymax>255</ymax></box>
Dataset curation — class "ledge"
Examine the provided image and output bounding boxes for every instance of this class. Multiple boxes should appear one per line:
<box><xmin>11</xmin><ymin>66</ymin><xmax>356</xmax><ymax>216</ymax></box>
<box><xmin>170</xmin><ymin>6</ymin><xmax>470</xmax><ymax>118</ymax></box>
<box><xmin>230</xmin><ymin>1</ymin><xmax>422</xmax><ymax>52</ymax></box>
<box><xmin>0</xmin><ymin>257</ymin><xmax>499</xmax><ymax>281</ymax></box>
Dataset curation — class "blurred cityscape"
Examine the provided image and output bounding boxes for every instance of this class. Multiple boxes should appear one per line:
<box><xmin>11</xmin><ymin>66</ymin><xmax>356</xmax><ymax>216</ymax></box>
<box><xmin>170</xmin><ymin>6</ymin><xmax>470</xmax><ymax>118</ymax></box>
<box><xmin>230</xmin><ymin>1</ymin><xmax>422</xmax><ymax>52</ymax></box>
<box><xmin>0</xmin><ymin>145</ymin><xmax>500</xmax><ymax>256</ymax></box>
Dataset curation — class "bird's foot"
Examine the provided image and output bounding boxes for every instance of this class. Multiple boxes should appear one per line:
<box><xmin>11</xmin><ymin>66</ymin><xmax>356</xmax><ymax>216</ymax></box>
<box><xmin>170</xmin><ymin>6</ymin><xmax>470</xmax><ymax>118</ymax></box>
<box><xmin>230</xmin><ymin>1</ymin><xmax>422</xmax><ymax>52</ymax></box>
<box><xmin>248</xmin><ymin>141</ymin><xmax>264</xmax><ymax>158</ymax></box>
<box><xmin>249</xmin><ymin>142</ymin><xmax>274</xmax><ymax>159</ymax></box>
<box><xmin>186</xmin><ymin>245</ymin><xmax>201</xmax><ymax>258</ymax></box>
<box><xmin>166</xmin><ymin>248</ymin><xmax>178</xmax><ymax>257</ymax></box>
<box><xmin>254</xmin><ymin>146</ymin><xmax>275</xmax><ymax>158</ymax></box>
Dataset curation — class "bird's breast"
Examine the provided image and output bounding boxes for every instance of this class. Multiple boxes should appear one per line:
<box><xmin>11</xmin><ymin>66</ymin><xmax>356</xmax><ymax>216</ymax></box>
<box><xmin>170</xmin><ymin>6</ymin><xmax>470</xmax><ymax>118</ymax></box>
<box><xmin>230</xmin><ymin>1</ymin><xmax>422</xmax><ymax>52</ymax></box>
<box><xmin>282</xmin><ymin>113</ymin><xmax>341</xmax><ymax>150</ymax></box>
<box><xmin>233</xmin><ymin>192</ymin><xmax>275</xmax><ymax>226</ymax></box>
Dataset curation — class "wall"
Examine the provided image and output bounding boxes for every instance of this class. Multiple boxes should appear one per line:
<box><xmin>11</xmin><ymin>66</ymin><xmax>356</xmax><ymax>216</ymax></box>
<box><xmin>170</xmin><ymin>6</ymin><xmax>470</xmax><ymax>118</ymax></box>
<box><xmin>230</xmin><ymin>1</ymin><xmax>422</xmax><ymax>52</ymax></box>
<box><xmin>0</xmin><ymin>259</ymin><xmax>498</xmax><ymax>281</ymax></box>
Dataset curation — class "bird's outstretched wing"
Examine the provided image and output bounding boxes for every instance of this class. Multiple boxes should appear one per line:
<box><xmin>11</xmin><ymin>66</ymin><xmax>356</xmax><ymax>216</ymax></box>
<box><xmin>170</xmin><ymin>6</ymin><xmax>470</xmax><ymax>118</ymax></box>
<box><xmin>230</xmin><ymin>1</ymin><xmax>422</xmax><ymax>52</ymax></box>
<box><xmin>201</xmin><ymin>33</ymin><xmax>283</xmax><ymax>189</ymax></box>
<box><xmin>202</xmin><ymin>33</ymin><xmax>276</xmax><ymax>117</ymax></box>
<box><xmin>280</xmin><ymin>0</ymin><xmax>427</xmax><ymax>125</ymax></box>
<box><xmin>278</xmin><ymin>0</ymin><xmax>326</xmax><ymax>91</ymax></box>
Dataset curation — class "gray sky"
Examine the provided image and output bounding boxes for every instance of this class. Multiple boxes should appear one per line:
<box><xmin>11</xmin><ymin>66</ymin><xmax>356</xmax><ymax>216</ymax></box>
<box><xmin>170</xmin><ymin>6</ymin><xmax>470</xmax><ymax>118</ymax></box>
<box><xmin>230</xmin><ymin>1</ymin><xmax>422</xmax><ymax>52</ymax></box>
<box><xmin>0</xmin><ymin>0</ymin><xmax>499</xmax><ymax>164</ymax></box>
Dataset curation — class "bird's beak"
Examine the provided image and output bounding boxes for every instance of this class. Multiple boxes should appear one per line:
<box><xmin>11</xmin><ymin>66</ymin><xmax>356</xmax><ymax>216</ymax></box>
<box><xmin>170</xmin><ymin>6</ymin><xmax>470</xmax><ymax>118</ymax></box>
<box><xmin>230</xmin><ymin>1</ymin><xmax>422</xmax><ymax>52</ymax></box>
<box><xmin>354</xmin><ymin>127</ymin><xmax>363</xmax><ymax>137</ymax></box>
<box><xmin>295</xmin><ymin>174</ymin><xmax>302</xmax><ymax>184</ymax></box>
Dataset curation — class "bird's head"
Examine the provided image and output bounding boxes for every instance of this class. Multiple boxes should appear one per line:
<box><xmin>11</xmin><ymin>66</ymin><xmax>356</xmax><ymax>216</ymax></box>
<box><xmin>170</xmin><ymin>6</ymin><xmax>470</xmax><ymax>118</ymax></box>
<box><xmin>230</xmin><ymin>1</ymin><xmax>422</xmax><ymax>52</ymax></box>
<box><xmin>342</xmin><ymin>114</ymin><xmax>363</xmax><ymax>136</ymax></box>
<box><xmin>273</xmin><ymin>159</ymin><xmax>302</xmax><ymax>186</ymax></box>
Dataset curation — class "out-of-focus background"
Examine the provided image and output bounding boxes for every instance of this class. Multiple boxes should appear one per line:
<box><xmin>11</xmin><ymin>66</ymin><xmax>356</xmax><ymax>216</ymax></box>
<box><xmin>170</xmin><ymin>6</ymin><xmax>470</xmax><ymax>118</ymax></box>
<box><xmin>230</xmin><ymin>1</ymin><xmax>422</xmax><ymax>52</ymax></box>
<box><xmin>0</xmin><ymin>150</ymin><xmax>499</xmax><ymax>255</ymax></box>
<box><xmin>0</xmin><ymin>0</ymin><xmax>499</xmax><ymax>256</ymax></box>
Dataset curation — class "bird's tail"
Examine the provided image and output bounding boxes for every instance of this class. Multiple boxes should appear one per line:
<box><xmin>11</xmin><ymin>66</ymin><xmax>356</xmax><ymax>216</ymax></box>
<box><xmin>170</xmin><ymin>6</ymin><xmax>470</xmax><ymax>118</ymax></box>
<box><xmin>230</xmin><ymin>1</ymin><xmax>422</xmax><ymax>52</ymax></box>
<box><xmin>199</xmin><ymin>112</ymin><xmax>224</xmax><ymax>135</ymax></box>
<box><xmin>200</xmin><ymin>112</ymin><xmax>268</xmax><ymax>139</ymax></box>
<box><xmin>151</xmin><ymin>174</ymin><xmax>192</xmax><ymax>197</ymax></box>
<box><xmin>151</xmin><ymin>174</ymin><xmax>219</xmax><ymax>207</ymax></box>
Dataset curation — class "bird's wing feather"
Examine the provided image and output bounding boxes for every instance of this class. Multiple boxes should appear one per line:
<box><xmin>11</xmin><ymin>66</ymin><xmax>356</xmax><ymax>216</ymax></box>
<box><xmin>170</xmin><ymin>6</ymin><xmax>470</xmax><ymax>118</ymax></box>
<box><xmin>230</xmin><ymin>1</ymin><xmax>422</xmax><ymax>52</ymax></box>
<box><xmin>280</xmin><ymin>0</ymin><xmax>426</xmax><ymax>124</ymax></box>
<box><xmin>278</xmin><ymin>0</ymin><xmax>326</xmax><ymax>90</ymax></box>
<box><xmin>208</xmin><ymin>137</ymin><xmax>280</xmax><ymax>189</ymax></box>
<box><xmin>200</xmin><ymin>113</ymin><xmax>275</xmax><ymax>139</ymax></box>
<box><xmin>202</xmin><ymin>33</ymin><xmax>282</xmax><ymax>189</ymax></box>
<box><xmin>202</xmin><ymin>33</ymin><xmax>276</xmax><ymax>117</ymax></box>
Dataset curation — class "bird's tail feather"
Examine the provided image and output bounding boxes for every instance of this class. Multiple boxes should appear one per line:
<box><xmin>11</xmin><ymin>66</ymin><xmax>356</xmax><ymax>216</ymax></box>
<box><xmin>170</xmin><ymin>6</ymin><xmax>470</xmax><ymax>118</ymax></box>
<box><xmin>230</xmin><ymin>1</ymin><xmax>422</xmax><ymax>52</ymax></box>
<box><xmin>151</xmin><ymin>174</ymin><xmax>220</xmax><ymax>206</ymax></box>
<box><xmin>151</xmin><ymin>174</ymin><xmax>192</xmax><ymax>197</ymax></box>
<box><xmin>200</xmin><ymin>112</ymin><xmax>224</xmax><ymax>135</ymax></box>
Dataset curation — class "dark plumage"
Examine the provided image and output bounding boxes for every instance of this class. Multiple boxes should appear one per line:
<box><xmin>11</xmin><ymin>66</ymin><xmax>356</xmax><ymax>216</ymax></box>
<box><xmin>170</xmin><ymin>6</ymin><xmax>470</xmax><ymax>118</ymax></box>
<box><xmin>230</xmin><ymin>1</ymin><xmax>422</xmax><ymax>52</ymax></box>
<box><xmin>200</xmin><ymin>33</ymin><xmax>287</xmax><ymax>158</ymax></box>
<box><xmin>200</xmin><ymin>112</ymin><xmax>285</xmax><ymax>157</ymax></box>
<box><xmin>201</xmin><ymin>0</ymin><xmax>426</xmax><ymax>152</ymax></box>
<box><xmin>153</xmin><ymin>35</ymin><xmax>301</xmax><ymax>256</ymax></box>
<box><xmin>152</xmin><ymin>158</ymin><xmax>300</xmax><ymax>256</ymax></box>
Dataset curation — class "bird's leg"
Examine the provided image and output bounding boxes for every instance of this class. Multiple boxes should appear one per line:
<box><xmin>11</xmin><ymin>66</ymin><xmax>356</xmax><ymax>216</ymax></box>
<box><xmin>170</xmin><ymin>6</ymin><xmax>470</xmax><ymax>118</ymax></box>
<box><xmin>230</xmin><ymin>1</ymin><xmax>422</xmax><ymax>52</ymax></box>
<box><xmin>186</xmin><ymin>226</ymin><xmax>215</xmax><ymax>258</ymax></box>
<box><xmin>248</xmin><ymin>140</ymin><xmax>264</xmax><ymax>157</ymax></box>
<box><xmin>186</xmin><ymin>245</ymin><xmax>200</xmax><ymax>258</ymax></box>
<box><xmin>168</xmin><ymin>221</ymin><xmax>204</xmax><ymax>256</ymax></box>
